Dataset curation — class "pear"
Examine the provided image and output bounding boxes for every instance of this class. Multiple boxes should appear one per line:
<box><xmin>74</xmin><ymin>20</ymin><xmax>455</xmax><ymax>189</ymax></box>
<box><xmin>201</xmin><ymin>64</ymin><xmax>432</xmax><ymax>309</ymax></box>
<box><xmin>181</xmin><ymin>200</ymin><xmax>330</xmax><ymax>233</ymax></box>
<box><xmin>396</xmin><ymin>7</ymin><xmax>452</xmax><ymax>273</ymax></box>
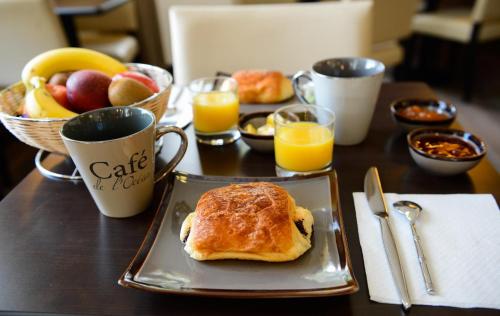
<box><xmin>108</xmin><ymin>77</ymin><xmax>153</xmax><ymax>106</ymax></box>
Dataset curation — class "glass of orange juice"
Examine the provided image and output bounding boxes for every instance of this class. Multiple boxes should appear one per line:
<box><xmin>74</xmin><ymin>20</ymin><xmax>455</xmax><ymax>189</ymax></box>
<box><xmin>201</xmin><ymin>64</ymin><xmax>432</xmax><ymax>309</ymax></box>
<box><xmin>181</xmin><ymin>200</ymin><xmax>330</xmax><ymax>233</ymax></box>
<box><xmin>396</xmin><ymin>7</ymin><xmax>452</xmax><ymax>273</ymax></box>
<box><xmin>189</xmin><ymin>77</ymin><xmax>240</xmax><ymax>145</ymax></box>
<box><xmin>274</xmin><ymin>104</ymin><xmax>335</xmax><ymax>176</ymax></box>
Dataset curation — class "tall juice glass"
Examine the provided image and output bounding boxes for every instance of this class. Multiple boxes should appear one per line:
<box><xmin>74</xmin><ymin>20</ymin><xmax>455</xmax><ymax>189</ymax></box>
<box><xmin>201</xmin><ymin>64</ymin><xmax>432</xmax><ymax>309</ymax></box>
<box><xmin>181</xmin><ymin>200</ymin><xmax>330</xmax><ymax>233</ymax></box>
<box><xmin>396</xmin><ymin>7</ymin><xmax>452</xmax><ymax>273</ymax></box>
<box><xmin>274</xmin><ymin>104</ymin><xmax>335</xmax><ymax>176</ymax></box>
<box><xmin>189</xmin><ymin>77</ymin><xmax>240</xmax><ymax>145</ymax></box>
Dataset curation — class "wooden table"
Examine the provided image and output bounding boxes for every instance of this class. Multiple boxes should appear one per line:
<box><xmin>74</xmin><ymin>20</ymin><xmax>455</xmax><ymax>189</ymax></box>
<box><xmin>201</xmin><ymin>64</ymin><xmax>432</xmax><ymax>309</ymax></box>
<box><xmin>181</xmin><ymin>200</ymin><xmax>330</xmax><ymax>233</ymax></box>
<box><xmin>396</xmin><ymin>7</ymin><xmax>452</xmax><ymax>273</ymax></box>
<box><xmin>0</xmin><ymin>82</ymin><xmax>498</xmax><ymax>315</ymax></box>
<box><xmin>52</xmin><ymin>0</ymin><xmax>129</xmax><ymax>47</ymax></box>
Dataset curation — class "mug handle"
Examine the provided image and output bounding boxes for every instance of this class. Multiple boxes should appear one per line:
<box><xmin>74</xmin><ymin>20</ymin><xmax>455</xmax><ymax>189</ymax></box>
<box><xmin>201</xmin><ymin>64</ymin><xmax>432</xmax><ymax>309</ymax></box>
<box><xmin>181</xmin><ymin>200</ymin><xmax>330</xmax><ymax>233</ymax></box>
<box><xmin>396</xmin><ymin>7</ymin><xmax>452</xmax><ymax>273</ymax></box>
<box><xmin>292</xmin><ymin>70</ymin><xmax>313</xmax><ymax>104</ymax></box>
<box><xmin>154</xmin><ymin>125</ymin><xmax>188</xmax><ymax>183</ymax></box>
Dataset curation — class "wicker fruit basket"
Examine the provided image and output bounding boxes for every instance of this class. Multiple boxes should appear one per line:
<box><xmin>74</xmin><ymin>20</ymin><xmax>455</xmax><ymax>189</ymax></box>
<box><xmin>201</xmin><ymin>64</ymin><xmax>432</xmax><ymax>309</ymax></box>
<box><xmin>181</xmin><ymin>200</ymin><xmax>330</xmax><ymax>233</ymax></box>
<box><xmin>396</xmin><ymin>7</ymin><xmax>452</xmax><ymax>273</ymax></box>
<box><xmin>0</xmin><ymin>63</ymin><xmax>172</xmax><ymax>155</ymax></box>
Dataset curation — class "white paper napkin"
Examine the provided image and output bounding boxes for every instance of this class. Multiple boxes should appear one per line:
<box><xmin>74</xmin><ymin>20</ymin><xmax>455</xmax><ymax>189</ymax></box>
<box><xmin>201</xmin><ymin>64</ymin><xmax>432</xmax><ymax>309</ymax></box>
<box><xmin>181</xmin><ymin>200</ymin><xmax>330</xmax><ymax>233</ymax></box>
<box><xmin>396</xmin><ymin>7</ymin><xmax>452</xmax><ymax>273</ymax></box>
<box><xmin>353</xmin><ymin>193</ymin><xmax>500</xmax><ymax>309</ymax></box>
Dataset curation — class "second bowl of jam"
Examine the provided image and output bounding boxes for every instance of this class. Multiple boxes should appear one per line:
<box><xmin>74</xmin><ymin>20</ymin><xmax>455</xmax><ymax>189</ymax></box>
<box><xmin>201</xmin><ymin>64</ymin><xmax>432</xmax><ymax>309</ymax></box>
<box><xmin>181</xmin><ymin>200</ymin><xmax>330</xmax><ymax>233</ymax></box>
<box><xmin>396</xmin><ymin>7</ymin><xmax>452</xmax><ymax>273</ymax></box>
<box><xmin>407</xmin><ymin>128</ymin><xmax>486</xmax><ymax>175</ymax></box>
<box><xmin>391</xmin><ymin>99</ymin><xmax>456</xmax><ymax>131</ymax></box>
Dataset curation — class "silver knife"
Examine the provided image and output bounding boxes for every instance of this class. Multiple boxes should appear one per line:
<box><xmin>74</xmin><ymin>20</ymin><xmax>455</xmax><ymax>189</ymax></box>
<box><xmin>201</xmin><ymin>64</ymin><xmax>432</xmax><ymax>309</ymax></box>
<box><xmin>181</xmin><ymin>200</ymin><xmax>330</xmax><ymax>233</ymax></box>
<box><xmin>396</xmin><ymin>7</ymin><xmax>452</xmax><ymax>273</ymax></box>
<box><xmin>364</xmin><ymin>167</ymin><xmax>412</xmax><ymax>310</ymax></box>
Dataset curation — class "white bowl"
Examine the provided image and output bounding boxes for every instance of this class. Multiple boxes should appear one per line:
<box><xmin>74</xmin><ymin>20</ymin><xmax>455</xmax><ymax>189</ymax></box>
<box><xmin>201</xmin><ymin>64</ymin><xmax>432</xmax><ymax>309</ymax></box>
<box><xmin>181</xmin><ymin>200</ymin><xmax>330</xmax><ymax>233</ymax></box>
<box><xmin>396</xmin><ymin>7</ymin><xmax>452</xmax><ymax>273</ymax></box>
<box><xmin>238</xmin><ymin>111</ymin><xmax>274</xmax><ymax>152</ymax></box>
<box><xmin>407</xmin><ymin>128</ymin><xmax>486</xmax><ymax>176</ymax></box>
<box><xmin>391</xmin><ymin>99</ymin><xmax>456</xmax><ymax>131</ymax></box>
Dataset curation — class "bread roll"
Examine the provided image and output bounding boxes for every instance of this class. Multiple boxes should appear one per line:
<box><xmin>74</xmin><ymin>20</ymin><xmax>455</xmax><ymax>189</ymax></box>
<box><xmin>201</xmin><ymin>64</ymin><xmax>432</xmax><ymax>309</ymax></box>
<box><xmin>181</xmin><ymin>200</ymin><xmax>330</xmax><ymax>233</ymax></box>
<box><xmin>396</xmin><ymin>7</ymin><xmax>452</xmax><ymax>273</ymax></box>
<box><xmin>180</xmin><ymin>182</ymin><xmax>313</xmax><ymax>262</ymax></box>
<box><xmin>232</xmin><ymin>70</ymin><xmax>294</xmax><ymax>104</ymax></box>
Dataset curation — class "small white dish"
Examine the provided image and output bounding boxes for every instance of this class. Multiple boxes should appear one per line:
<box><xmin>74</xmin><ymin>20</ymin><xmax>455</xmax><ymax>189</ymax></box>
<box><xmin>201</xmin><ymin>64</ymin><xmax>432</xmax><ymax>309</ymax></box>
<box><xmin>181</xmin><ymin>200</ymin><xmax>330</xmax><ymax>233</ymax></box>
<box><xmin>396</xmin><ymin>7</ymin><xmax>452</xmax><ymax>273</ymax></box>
<box><xmin>407</xmin><ymin>128</ymin><xmax>486</xmax><ymax>176</ymax></box>
<box><xmin>238</xmin><ymin>111</ymin><xmax>274</xmax><ymax>152</ymax></box>
<box><xmin>119</xmin><ymin>171</ymin><xmax>358</xmax><ymax>298</ymax></box>
<box><xmin>391</xmin><ymin>99</ymin><xmax>456</xmax><ymax>131</ymax></box>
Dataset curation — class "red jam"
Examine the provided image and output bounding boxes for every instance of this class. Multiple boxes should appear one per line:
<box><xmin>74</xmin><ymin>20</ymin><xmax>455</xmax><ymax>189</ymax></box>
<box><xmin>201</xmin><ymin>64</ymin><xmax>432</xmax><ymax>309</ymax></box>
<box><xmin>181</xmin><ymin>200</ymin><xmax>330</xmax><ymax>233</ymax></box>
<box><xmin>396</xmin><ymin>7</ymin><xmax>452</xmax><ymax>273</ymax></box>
<box><xmin>414</xmin><ymin>135</ymin><xmax>477</xmax><ymax>158</ymax></box>
<box><xmin>398</xmin><ymin>106</ymin><xmax>450</xmax><ymax>121</ymax></box>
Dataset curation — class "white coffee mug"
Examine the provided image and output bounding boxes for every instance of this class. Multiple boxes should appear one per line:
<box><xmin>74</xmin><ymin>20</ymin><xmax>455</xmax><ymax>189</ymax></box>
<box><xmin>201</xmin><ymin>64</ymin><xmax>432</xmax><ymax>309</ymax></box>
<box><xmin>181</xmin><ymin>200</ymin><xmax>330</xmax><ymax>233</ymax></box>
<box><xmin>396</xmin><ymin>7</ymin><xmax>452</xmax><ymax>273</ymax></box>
<box><xmin>60</xmin><ymin>107</ymin><xmax>188</xmax><ymax>218</ymax></box>
<box><xmin>293</xmin><ymin>58</ymin><xmax>385</xmax><ymax>145</ymax></box>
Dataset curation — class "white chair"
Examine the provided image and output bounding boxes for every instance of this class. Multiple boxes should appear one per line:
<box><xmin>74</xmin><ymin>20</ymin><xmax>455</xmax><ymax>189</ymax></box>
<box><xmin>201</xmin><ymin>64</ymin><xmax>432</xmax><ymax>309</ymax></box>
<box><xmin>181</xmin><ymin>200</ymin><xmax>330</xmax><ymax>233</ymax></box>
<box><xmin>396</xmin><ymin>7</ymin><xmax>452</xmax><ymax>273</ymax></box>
<box><xmin>412</xmin><ymin>0</ymin><xmax>500</xmax><ymax>100</ymax></box>
<box><xmin>78</xmin><ymin>31</ymin><xmax>139</xmax><ymax>63</ymax></box>
<box><xmin>0</xmin><ymin>0</ymin><xmax>138</xmax><ymax>87</ymax></box>
<box><xmin>0</xmin><ymin>0</ymin><xmax>67</xmax><ymax>87</ymax></box>
<box><xmin>169</xmin><ymin>1</ymin><xmax>373</xmax><ymax>85</ymax></box>
<box><xmin>341</xmin><ymin>0</ymin><xmax>418</xmax><ymax>68</ymax></box>
<box><xmin>75</xmin><ymin>0</ymin><xmax>139</xmax><ymax>62</ymax></box>
<box><xmin>75</xmin><ymin>1</ymin><xmax>139</xmax><ymax>32</ymax></box>
<box><xmin>369</xmin><ymin>0</ymin><xmax>418</xmax><ymax>67</ymax></box>
<box><xmin>154</xmin><ymin>0</ymin><xmax>298</xmax><ymax>68</ymax></box>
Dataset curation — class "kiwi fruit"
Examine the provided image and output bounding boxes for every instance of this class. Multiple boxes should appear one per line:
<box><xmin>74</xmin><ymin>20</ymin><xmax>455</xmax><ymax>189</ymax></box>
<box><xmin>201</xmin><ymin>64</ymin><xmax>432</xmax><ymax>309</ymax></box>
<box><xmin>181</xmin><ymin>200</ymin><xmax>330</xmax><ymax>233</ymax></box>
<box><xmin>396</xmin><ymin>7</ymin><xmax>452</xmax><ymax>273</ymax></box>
<box><xmin>108</xmin><ymin>78</ymin><xmax>154</xmax><ymax>106</ymax></box>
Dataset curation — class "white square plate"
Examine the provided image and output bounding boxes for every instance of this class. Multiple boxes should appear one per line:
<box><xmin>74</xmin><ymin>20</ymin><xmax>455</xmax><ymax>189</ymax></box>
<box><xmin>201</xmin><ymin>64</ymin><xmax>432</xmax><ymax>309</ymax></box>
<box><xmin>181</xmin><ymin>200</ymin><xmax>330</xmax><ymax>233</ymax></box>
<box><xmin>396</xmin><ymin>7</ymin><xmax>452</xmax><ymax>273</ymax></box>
<box><xmin>119</xmin><ymin>171</ymin><xmax>358</xmax><ymax>298</ymax></box>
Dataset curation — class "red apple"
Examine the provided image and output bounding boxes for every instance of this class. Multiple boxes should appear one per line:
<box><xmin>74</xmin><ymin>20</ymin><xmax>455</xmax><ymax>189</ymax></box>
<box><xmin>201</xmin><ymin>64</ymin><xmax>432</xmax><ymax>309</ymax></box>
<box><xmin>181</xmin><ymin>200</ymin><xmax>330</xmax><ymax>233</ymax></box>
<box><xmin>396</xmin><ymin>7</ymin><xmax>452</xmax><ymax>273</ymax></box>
<box><xmin>48</xmin><ymin>72</ymin><xmax>72</xmax><ymax>86</ymax></box>
<box><xmin>112</xmin><ymin>71</ymin><xmax>159</xmax><ymax>93</ymax></box>
<box><xmin>66</xmin><ymin>70</ymin><xmax>111</xmax><ymax>113</ymax></box>
<box><xmin>46</xmin><ymin>84</ymin><xmax>70</xmax><ymax>109</ymax></box>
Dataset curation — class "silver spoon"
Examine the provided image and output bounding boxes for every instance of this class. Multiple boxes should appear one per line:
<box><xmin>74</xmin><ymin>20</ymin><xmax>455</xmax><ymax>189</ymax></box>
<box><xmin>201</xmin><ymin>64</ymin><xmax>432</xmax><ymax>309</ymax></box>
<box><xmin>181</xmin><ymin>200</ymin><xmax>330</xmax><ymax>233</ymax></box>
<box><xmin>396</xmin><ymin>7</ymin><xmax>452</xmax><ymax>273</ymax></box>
<box><xmin>393</xmin><ymin>200</ymin><xmax>436</xmax><ymax>295</ymax></box>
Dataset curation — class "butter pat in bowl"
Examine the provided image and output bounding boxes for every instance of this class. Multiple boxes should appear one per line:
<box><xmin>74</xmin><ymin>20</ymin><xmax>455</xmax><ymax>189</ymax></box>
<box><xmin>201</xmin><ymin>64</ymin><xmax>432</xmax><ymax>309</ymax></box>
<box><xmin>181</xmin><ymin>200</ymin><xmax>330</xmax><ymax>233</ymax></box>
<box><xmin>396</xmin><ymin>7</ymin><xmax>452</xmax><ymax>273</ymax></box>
<box><xmin>238</xmin><ymin>111</ymin><xmax>274</xmax><ymax>152</ymax></box>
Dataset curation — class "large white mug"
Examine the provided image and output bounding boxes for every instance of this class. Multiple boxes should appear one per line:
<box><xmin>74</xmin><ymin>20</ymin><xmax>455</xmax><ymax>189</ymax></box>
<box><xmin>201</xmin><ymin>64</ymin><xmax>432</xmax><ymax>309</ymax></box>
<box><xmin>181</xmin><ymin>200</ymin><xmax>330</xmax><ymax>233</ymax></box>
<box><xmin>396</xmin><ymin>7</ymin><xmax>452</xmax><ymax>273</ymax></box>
<box><xmin>60</xmin><ymin>107</ymin><xmax>188</xmax><ymax>218</ymax></box>
<box><xmin>293</xmin><ymin>58</ymin><xmax>385</xmax><ymax>145</ymax></box>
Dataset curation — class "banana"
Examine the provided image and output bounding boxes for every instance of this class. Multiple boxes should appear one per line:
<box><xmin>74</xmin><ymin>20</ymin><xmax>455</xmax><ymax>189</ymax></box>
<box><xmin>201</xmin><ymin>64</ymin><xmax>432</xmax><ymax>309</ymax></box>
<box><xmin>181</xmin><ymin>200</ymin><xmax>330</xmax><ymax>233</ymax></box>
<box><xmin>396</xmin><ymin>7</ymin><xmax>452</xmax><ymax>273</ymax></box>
<box><xmin>22</xmin><ymin>48</ymin><xmax>126</xmax><ymax>88</ymax></box>
<box><xmin>24</xmin><ymin>77</ymin><xmax>77</xmax><ymax>119</ymax></box>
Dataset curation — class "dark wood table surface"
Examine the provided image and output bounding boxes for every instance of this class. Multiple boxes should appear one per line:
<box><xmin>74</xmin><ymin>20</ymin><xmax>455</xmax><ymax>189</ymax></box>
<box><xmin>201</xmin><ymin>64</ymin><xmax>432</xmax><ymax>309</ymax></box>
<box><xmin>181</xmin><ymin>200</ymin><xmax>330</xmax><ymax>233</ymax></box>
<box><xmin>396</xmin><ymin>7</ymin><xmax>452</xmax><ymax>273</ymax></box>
<box><xmin>52</xmin><ymin>0</ymin><xmax>129</xmax><ymax>47</ymax></box>
<box><xmin>0</xmin><ymin>82</ymin><xmax>498</xmax><ymax>315</ymax></box>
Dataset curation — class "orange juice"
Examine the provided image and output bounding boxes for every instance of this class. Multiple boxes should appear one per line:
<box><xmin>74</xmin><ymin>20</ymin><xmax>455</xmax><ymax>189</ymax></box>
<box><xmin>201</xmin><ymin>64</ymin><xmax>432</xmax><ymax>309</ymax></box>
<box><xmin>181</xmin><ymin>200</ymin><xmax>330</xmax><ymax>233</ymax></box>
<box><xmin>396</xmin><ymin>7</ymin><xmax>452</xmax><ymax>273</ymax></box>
<box><xmin>275</xmin><ymin>122</ymin><xmax>334</xmax><ymax>172</ymax></box>
<box><xmin>193</xmin><ymin>91</ymin><xmax>239</xmax><ymax>133</ymax></box>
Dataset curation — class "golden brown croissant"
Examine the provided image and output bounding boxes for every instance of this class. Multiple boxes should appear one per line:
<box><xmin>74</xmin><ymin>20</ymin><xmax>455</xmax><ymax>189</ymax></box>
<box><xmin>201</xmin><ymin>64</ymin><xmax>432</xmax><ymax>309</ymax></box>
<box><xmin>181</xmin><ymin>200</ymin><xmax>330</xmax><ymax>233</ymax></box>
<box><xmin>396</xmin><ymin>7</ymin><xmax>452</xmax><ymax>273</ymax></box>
<box><xmin>232</xmin><ymin>70</ymin><xmax>294</xmax><ymax>104</ymax></box>
<box><xmin>180</xmin><ymin>182</ymin><xmax>313</xmax><ymax>262</ymax></box>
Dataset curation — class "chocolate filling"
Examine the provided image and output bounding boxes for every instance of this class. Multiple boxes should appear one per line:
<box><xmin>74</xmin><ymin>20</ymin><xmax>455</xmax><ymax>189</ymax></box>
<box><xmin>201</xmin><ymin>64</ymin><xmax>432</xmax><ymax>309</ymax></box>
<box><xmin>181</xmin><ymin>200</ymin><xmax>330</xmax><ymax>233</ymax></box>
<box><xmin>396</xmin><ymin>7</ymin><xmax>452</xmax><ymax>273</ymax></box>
<box><xmin>294</xmin><ymin>220</ymin><xmax>308</xmax><ymax>237</ymax></box>
<box><xmin>183</xmin><ymin>222</ymin><xmax>309</xmax><ymax>243</ymax></box>
<box><xmin>182</xmin><ymin>228</ymin><xmax>190</xmax><ymax>243</ymax></box>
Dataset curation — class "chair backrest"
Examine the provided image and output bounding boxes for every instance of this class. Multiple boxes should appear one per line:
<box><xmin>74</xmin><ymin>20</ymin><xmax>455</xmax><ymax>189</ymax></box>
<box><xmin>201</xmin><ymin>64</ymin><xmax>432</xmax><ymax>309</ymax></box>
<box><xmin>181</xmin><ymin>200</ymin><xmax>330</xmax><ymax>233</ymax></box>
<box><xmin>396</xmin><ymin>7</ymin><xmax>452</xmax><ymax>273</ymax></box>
<box><xmin>155</xmin><ymin>0</ymin><xmax>298</xmax><ymax>68</ymax></box>
<box><xmin>75</xmin><ymin>0</ymin><xmax>138</xmax><ymax>32</ymax></box>
<box><xmin>343</xmin><ymin>0</ymin><xmax>418</xmax><ymax>43</ymax></box>
<box><xmin>155</xmin><ymin>0</ymin><xmax>235</xmax><ymax>68</ymax></box>
<box><xmin>371</xmin><ymin>0</ymin><xmax>419</xmax><ymax>42</ymax></box>
<box><xmin>169</xmin><ymin>1</ymin><xmax>373</xmax><ymax>85</ymax></box>
<box><xmin>0</xmin><ymin>0</ymin><xmax>66</xmax><ymax>87</ymax></box>
<box><xmin>472</xmin><ymin>0</ymin><xmax>500</xmax><ymax>22</ymax></box>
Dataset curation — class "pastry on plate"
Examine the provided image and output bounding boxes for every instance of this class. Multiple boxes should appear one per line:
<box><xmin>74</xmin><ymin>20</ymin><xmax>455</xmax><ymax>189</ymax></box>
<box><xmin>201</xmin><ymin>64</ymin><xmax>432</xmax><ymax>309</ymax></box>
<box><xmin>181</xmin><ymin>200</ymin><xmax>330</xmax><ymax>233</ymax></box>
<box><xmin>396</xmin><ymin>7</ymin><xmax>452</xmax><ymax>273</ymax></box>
<box><xmin>232</xmin><ymin>70</ymin><xmax>294</xmax><ymax>104</ymax></box>
<box><xmin>180</xmin><ymin>182</ymin><xmax>313</xmax><ymax>262</ymax></box>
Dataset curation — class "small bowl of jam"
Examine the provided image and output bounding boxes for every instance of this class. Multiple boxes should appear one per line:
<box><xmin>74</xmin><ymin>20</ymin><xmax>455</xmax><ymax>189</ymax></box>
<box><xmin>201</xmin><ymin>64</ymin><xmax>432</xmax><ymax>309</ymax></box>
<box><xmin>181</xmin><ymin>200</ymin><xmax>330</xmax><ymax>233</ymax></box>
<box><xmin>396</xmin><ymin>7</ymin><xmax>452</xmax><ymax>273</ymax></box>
<box><xmin>391</xmin><ymin>99</ymin><xmax>456</xmax><ymax>131</ymax></box>
<box><xmin>407</xmin><ymin>128</ymin><xmax>486</xmax><ymax>175</ymax></box>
